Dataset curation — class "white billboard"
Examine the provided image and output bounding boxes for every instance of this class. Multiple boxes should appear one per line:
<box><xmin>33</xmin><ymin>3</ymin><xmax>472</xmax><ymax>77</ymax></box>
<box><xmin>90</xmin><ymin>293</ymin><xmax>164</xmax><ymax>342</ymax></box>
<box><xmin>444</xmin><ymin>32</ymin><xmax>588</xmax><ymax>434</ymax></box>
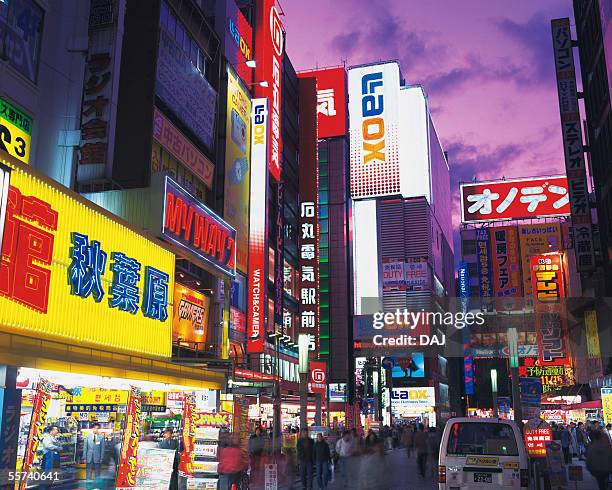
<box><xmin>391</xmin><ymin>387</ymin><xmax>436</xmax><ymax>414</ymax></box>
<box><xmin>399</xmin><ymin>86</ymin><xmax>430</xmax><ymax>202</ymax></box>
<box><xmin>352</xmin><ymin>199</ymin><xmax>380</xmax><ymax>315</ymax></box>
<box><xmin>348</xmin><ymin>61</ymin><xmax>401</xmax><ymax>199</ymax></box>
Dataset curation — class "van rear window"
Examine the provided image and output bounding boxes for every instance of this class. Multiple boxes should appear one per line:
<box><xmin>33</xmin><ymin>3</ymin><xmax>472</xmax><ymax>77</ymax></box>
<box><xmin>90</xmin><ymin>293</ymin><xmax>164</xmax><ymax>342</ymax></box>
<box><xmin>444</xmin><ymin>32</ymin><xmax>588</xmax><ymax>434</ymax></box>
<box><xmin>447</xmin><ymin>422</ymin><xmax>518</xmax><ymax>456</ymax></box>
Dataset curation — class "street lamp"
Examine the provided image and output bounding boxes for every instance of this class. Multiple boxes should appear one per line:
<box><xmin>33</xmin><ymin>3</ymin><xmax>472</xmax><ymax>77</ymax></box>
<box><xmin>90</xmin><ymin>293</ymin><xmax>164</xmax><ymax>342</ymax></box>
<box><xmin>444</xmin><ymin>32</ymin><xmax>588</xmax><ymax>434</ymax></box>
<box><xmin>298</xmin><ymin>334</ymin><xmax>310</xmax><ymax>431</ymax></box>
<box><xmin>245</xmin><ymin>59</ymin><xmax>257</xmax><ymax>68</ymax></box>
<box><xmin>507</xmin><ymin>327</ymin><xmax>523</xmax><ymax>425</ymax></box>
<box><xmin>491</xmin><ymin>369</ymin><xmax>498</xmax><ymax>417</ymax></box>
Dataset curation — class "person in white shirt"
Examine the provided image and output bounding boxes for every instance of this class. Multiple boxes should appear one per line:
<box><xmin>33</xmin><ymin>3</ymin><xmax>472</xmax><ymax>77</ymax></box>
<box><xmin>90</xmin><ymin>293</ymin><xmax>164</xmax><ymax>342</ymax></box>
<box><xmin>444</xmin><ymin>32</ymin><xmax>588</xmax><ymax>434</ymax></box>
<box><xmin>334</xmin><ymin>430</ymin><xmax>355</xmax><ymax>488</ymax></box>
<box><xmin>41</xmin><ymin>426</ymin><xmax>61</xmax><ymax>473</ymax></box>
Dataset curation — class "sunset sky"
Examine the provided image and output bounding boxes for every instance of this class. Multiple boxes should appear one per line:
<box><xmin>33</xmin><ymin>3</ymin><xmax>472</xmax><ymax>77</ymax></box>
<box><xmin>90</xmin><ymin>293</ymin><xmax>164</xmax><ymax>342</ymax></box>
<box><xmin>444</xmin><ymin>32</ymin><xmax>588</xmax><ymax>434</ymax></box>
<box><xmin>281</xmin><ymin>0</ymin><xmax>575</xmax><ymax>231</ymax></box>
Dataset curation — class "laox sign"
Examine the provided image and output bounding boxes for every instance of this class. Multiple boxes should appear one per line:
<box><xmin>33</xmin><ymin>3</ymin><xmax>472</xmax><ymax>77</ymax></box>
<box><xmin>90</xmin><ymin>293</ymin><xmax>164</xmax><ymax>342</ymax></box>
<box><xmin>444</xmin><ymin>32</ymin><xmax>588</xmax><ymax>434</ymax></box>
<box><xmin>391</xmin><ymin>389</ymin><xmax>428</xmax><ymax>400</ymax></box>
<box><xmin>360</xmin><ymin>72</ymin><xmax>385</xmax><ymax>164</ymax></box>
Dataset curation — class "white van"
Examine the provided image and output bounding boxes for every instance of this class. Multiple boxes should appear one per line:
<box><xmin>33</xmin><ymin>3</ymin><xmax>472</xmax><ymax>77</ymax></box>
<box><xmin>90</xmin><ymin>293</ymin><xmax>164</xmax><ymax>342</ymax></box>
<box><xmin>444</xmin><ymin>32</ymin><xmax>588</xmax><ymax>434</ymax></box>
<box><xmin>438</xmin><ymin>417</ymin><xmax>530</xmax><ymax>489</ymax></box>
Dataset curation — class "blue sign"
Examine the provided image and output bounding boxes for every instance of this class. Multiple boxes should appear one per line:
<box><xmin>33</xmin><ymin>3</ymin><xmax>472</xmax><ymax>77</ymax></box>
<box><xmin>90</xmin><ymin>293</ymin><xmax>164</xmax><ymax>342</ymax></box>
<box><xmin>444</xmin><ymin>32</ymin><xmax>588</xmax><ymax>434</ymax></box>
<box><xmin>498</xmin><ymin>396</ymin><xmax>511</xmax><ymax>414</ymax></box>
<box><xmin>459</xmin><ymin>261</ymin><xmax>475</xmax><ymax>396</ymax></box>
<box><xmin>520</xmin><ymin>377</ymin><xmax>542</xmax><ymax>411</ymax></box>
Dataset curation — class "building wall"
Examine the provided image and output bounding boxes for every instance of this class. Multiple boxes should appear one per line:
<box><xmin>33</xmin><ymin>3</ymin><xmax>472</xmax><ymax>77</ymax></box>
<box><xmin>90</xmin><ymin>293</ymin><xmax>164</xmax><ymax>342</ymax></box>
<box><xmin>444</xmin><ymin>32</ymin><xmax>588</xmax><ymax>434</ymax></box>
<box><xmin>0</xmin><ymin>0</ymin><xmax>90</xmax><ymax>186</ymax></box>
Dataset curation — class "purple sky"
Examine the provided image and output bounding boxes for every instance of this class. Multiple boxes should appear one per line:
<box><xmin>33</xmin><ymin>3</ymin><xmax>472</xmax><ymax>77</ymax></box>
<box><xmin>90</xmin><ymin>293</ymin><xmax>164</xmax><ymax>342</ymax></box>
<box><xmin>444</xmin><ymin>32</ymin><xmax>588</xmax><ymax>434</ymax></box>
<box><xmin>281</xmin><ymin>0</ymin><xmax>574</xmax><ymax>230</ymax></box>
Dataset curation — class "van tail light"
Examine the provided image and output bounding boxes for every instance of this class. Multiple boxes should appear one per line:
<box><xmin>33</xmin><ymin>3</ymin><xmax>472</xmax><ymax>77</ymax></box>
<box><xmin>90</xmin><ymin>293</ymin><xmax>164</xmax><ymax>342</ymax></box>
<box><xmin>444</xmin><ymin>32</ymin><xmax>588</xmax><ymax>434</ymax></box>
<box><xmin>520</xmin><ymin>469</ymin><xmax>529</xmax><ymax>488</ymax></box>
<box><xmin>438</xmin><ymin>465</ymin><xmax>446</xmax><ymax>483</ymax></box>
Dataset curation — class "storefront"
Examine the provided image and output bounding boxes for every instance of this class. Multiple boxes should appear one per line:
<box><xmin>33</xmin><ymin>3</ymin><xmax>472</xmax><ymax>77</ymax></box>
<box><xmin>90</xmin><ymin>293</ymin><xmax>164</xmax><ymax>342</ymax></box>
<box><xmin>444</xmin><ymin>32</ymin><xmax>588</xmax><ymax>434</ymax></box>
<box><xmin>0</xmin><ymin>156</ymin><xmax>227</xmax><ymax>489</ymax></box>
<box><xmin>389</xmin><ymin>387</ymin><xmax>437</xmax><ymax>427</ymax></box>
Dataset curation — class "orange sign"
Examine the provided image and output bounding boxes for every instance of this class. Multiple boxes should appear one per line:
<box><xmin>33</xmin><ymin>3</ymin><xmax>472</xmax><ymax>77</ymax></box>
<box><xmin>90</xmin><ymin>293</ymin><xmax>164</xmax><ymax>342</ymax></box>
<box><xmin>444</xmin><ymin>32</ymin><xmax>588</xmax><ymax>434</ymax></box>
<box><xmin>173</xmin><ymin>283</ymin><xmax>210</xmax><ymax>344</ymax></box>
<box><xmin>178</xmin><ymin>394</ymin><xmax>196</xmax><ymax>477</ymax></box>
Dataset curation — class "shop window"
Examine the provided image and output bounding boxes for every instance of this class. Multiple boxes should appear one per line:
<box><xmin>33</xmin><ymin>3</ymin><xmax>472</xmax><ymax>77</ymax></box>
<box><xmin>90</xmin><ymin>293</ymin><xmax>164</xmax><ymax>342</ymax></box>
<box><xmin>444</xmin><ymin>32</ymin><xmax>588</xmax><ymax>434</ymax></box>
<box><xmin>2</xmin><ymin>0</ymin><xmax>44</xmax><ymax>82</ymax></box>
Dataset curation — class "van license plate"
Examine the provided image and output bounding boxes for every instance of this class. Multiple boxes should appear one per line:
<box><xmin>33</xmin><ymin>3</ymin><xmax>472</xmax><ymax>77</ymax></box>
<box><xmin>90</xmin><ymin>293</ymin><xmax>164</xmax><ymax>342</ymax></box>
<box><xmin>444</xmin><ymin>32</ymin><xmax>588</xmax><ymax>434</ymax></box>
<box><xmin>474</xmin><ymin>472</ymin><xmax>492</xmax><ymax>483</ymax></box>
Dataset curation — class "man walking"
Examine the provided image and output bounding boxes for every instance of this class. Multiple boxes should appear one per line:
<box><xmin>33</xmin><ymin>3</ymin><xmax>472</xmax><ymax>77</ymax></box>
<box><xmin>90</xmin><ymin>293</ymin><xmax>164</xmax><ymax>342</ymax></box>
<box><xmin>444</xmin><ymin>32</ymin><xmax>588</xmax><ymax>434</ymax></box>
<box><xmin>414</xmin><ymin>424</ymin><xmax>429</xmax><ymax>478</ymax></box>
<box><xmin>314</xmin><ymin>433</ymin><xmax>332</xmax><ymax>490</ymax></box>
<box><xmin>335</xmin><ymin>430</ymin><xmax>355</xmax><ymax>488</ymax></box>
<box><xmin>297</xmin><ymin>429</ymin><xmax>314</xmax><ymax>490</ymax></box>
<box><xmin>82</xmin><ymin>423</ymin><xmax>105</xmax><ymax>481</ymax></box>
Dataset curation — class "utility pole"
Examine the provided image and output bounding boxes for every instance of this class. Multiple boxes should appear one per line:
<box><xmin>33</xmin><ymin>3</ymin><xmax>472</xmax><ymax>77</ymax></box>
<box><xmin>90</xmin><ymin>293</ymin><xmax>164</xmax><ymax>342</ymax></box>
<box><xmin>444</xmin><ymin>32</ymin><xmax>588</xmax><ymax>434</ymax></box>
<box><xmin>508</xmin><ymin>328</ymin><xmax>523</xmax><ymax>425</ymax></box>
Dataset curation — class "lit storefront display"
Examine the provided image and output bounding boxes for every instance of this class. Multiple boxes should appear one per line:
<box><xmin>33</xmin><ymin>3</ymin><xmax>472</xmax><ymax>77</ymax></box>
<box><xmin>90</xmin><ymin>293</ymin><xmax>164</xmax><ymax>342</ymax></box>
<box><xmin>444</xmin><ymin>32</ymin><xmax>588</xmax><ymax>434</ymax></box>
<box><xmin>0</xmin><ymin>156</ymin><xmax>226</xmax><ymax>487</ymax></box>
<box><xmin>0</xmin><ymin>97</ymin><xmax>32</xmax><ymax>164</ymax></box>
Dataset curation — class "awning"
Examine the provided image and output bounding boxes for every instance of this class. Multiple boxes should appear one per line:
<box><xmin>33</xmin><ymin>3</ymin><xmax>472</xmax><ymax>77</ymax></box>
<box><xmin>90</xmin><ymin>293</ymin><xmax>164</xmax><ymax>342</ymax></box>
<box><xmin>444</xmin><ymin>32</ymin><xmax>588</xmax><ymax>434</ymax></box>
<box><xmin>567</xmin><ymin>400</ymin><xmax>602</xmax><ymax>410</ymax></box>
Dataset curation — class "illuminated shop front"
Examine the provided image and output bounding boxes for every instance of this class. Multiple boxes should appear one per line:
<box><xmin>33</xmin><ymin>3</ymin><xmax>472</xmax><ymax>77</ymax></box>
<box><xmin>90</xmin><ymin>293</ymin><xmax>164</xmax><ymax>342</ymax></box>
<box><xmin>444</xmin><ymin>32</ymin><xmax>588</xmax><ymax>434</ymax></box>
<box><xmin>0</xmin><ymin>157</ymin><xmax>226</xmax><ymax>489</ymax></box>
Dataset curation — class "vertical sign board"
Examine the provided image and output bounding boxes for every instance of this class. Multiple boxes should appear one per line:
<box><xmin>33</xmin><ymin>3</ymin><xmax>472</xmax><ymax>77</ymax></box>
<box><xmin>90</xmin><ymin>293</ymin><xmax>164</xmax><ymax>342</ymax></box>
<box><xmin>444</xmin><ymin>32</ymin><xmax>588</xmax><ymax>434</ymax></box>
<box><xmin>602</xmin><ymin>387</ymin><xmax>612</xmax><ymax>425</ymax></box>
<box><xmin>298</xmin><ymin>77</ymin><xmax>319</xmax><ymax>353</ymax></box>
<box><xmin>78</xmin><ymin>0</ymin><xmax>122</xmax><ymax>180</ymax></box>
<box><xmin>224</xmin><ymin>67</ymin><xmax>252</xmax><ymax>273</ymax></box>
<box><xmin>223</xmin><ymin>0</ymin><xmax>254</xmax><ymax>84</ymax></box>
<box><xmin>518</xmin><ymin>223</ymin><xmax>562</xmax><ymax>310</ymax></box>
<box><xmin>530</xmin><ymin>253</ymin><xmax>571</xmax><ymax>366</ymax></box>
<box><xmin>458</xmin><ymin>261</ymin><xmax>474</xmax><ymax>396</ymax></box>
<box><xmin>254</xmin><ymin>0</ymin><xmax>284</xmax><ymax>182</ymax></box>
<box><xmin>476</xmin><ymin>228</ymin><xmax>493</xmax><ymax>311</ymax></box>
<box><xmin>116</xmin><ymin>386</ymin><xmax>141</xmax><ymax>490</ymax></box>
<box><xmin>348</xmin><ymin>62</ymin><xmax>402</xmax><ymax>199</ymax></box>
<box><xmin>247</xmin><ymin>99</ymin><xmax>269</xmax><ymax>353</ymax></box>
<box><xmin>274</xmin><ymin>183</ymin><xmax>284</xmax><ymax>328</ymax></box>
<box><xmin>490</xmin><ymin>226</ymin><xmax>522</xmax><ymax>311</ymax></box>
<box><xmin>584</xmin><ymin>310</ymin><xmax>603</xmax><ymax>379</ymax></box>
<box><xmin>551</xmin><ymin>18</ymin><xmax>595</xmax><ymax>271</ymax></box>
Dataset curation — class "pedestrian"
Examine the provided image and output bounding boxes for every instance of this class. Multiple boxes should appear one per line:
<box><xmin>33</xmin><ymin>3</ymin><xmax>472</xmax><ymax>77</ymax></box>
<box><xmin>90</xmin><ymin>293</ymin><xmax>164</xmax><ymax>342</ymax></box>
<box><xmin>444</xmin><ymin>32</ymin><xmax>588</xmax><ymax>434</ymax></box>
<box><xmin>356</xmin><ymin>441</ymin><xmax>389</xmax><ymax>490</ymax></box>
<box><xmin>314</xmin><ymin>433</ymin><xmax>331</xmax><ymax>490</ymax></box>
<box><xmin>401</xmin><ymin>425</ymin><xmax>414</xmax><ymax>458</ymax></box>
<box><xmin>586</xmin><ymin>429</ymin><xmax>612</xmax><ymax>490</ymax></box>
<box><xmin>560</xmin><ymin>424</ymin><xmax>572</xmax><ymax>464</ymax></box>
<box><xmin>249</xmin><ymin>426</ymin><xmax>266</xmax><ymax>485</ymax></box>
<box><xmin>575</xmin><ymin>422</ymin><xmax>587</xmax><ymax>460</ymax></box>
<box><xmin>365</xmin><ymin>429</ymin><xmax>378</xmax><ymax>449</ymax></box>
<box><xmin>569</xmin><ymin>422</ymin><xmax>579</xmax><ymax>459</ymax></box>
<box><xmin>82</xmin><ymin>423</ymin><xmax>105</xmax><ymax>481</ymax></box>
<box><xmin>606</xmin><ymin>423</ymin><xmax>612</xmax><ymax>444</ymax></box>
<box><xmin>426</xmin><ymin>426</ymin><xmax>441</xmax><ymax>477</ymax></box>
<box><xmin>335</xmin><ymin>430</ymin><xmax>355</xmax><ymax>488</ymax></box>
<box><xmin>40</xmin><ymin>425</ymin><xmax>60</xmax><ymax>489</ymax></box>
<box><xmin>414</xmin><ymin>424</ymin><xmax>429</xmax><ymax>478</ymax></box>
<box><xmin>158</xmin><ymin>428</ymin><xmax>179</xmax><ymax>490</ymax></box>
<box><xmin>297</xmin><ymin>429</ymin><xmax>315</xmax><ymax>490</ymax></box>
<box><xmin>218</xmin><ymin>434</ymin><xmax>248</xmax><ymax>490</ymax></box>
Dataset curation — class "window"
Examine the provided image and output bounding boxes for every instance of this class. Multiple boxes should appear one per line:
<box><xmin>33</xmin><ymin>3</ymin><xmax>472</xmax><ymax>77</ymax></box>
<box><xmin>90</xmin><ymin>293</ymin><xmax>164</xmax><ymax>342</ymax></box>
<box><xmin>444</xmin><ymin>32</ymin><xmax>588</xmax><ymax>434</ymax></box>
<box><xmin>2</xmin><ymin>0</ymin><xmax>44</xmax><ymax>82</ymax></box>
<box><xmin>463</xmin><ymin>239</ymin><xmax>476</xmax><ymax>255</ymax></box>
<box><xmin>447</xmin><ymin>423</ymin><xmax>518</xmax><ymax>456</ymax></box>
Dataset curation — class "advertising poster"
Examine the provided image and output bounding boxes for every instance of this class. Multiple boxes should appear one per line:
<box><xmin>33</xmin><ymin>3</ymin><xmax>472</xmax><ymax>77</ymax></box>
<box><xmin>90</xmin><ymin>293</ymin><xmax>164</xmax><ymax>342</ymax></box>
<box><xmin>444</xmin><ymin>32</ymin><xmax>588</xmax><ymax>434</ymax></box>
<box><xmin>518</xmin><ymin>223</ymin><xmax>562</xmax><ymax>309</ymax></box>
<box><xmin>490</xmin><ymin>226</ymin><xmax>522</xmax><ymax>311</ymax></box>
<box><xmin>390</xmin><ymin>387</ymin><xmax>435</xmax><ymax>415</ymax></box>
<box><xmin>382</xmin><ymin>258</ymin><xmax>405</xmax><ymax>291</ymax></box>
<box><xmin>173</xmin><ymin>284</ymin><xmax>210</xmax><ymax>344</ymax></box>
<box><xmin>524</xmin><ymin>422</ymin><xmax>552</xmax><ymax>458</ymax></box>
<box><xmin>135</xmin><ymin>444</ymin><xmax>176</xmax><ymax>489</ymax></box>
<box><xmin>520</xmin><ymin>378</ymin><xmax>542</xmax><ymax>420</ymax></box>
<box><xmin>179</xmin><ymin>394</ymin><xmax>196</xmax><ymax>477</ymax></box>
<box><xmin>224</xmin><ymin>67</ymin><xmax>252</xmax><ymax>273</ymax></box>
<box><xmin>116</xmin><ymin>386</ymin><xmax>142</xmax><ymax>489</ymax></box>
<box><xmin>405</xmin><ymin>258</ymin><xmax>429</xmax><ymax>291</ymax></box>
<box><xmin>18</xmin><ymin>378</ymin><xmax>52</xmax><ymax>489</ymax></box>
<box><xmin>530</xmin><ymin>254</ymin><xmax>571</xmax><ymax>366</ymax></box>
<box><xmin>476</xmin><ymin>228</ymin><xmax>493</xmax><ymax>309</ymax></box>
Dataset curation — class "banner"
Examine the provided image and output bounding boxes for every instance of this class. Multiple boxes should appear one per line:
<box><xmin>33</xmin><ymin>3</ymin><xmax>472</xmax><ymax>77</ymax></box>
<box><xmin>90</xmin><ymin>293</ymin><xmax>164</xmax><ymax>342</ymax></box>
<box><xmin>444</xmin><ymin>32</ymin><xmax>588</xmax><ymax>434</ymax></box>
<box><xmin>518</xmin><ymin>223</ymin><xmax>562</xmax><ymax>310</ymax></box>
<box><xmin>490</xmin><ymin>226</ymin><xmax>522</xmax><ymax>311</ymax></box>
<box><xmin>178</xmin><ymin>394</ymin><xmax>196</xmax><ymax>477</ymax></box>
<box><xmin>223</xmin><ymin>67</ymin><xmax>252</xmax><ymax>273</ymax></box>
<box><xmin>459</xmin><ymin>261</ymin><xmax>474</xmax><ymax>396</ymax></box>
<box><xmin>524</xmin><ymin>424</ymin><xmax>552</xmax><ymax>458</ymax></box>
<box><xmin>476</xmin><ymin>228</ymin><xmax>493</xmax><ymax>310</ymax></box>
<box><xmin>18</xmin><ymin>378</ymin><xmax>52</xmax><ymax>489</ymax></box>
<box><xmin>116</xmin><ymin>386</ymin><xmax>142</xmax><ymax>489</ymax></box>
<box><xmin>530</xmin><ymin>253</ymin><xmax>571</xmax><ymax>366</ymax></box>
<box><xmin>382</xmin><ymin>258</ymin><xmax>405</xmax><ymax>291</ymax></box>
<box><xmin>404</xmin><ymin>258</ymin><xmax>429</xmax><ymax>291</ymax></box>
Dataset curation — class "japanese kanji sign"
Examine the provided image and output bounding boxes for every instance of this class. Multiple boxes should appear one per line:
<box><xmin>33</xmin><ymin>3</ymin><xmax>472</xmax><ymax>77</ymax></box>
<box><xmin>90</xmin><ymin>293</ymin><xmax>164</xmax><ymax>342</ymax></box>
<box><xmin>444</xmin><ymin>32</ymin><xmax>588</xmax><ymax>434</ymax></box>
<box><xmin>519</xmin><ymin>363</ymin><xmax>574</xmax><ymax>394</ymax></box>
<box><xmin>524</xmin><ymin>425</ymin><xmax>552</xmax><ymax>458</ymax></box>
<box><xmin>460</xmin><ymin>176</ymin><xmax>571</xmax><ymax>223</ymax></box>
<box><xmin>0</xmin><ymin>97</ymin><xmax>32</xmax><ymax>164</ymax></box>
<box><xmin>298</xmin><ymin>78</ymin><xmax>319</xmax><ymax>353</ymax></box>
<box><xmin>490</xmin><ymin>226</ymin><xmax>522</xmax><ymax>311</ymax></box>
<box><xmin>551</xmin><ymin>18</ymin><xmax>596</xmax><ymax>272</ymax></box>
<box><xmin>476</xmin><ymin>228</ymin><xmax>493</xmax><ymax>310</ymax></box>
<box><xmin>530</xmin><ymin>253</ymin><xmax>571</xmax><ymax>366</ymax></box>
<box><xmin>0</xmin><ymin>156</ymin><xmax>175</xmax><ymax>357</ymax></box>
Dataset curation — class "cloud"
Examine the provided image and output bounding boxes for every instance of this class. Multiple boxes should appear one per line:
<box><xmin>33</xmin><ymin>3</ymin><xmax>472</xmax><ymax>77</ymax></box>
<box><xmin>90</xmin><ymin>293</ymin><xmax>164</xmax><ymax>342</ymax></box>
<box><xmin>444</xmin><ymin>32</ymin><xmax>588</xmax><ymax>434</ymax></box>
<box><xmin>494</xmin><ymin>12</ymin><xmax>555</xmax><ymax>85</ymax></box>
